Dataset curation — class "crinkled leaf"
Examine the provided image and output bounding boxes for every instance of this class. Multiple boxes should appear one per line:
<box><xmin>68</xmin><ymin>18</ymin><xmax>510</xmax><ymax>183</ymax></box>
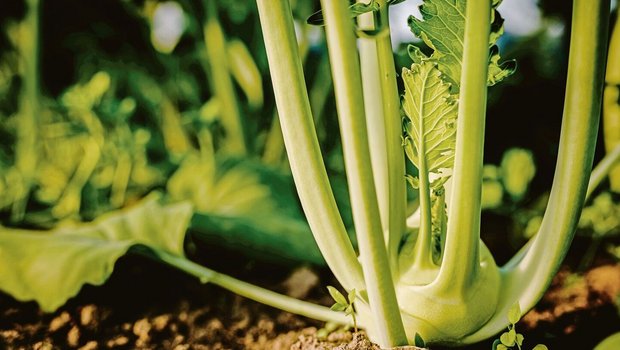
<box><xmin>402</xmin><ymin>62</ymin><xmax>457</xmax><ymax>183</ymax></box>
<box><xmin>0</xmin><ymin>194</ymin><xmax>193</xmax><ymax>312</ymax></box>
<box><xmin>407</xmin><ymin>0</ymin><xmax>515</xmax><ymax>90</ymax></box>
<box><xmin>327</xmin><ymin>286</ymin><xmax>348</xmax><ymax>305</ymax></box>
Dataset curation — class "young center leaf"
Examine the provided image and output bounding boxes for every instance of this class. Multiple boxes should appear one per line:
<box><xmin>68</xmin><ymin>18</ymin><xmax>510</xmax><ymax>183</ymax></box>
<box><xmin>407</xmin><ymin>0</ymin><xmax>516</xmax><ymax>89</ymax></box>
<box><xmin>0</xmin><ymin>193</ymin><xmax>193</xmax><ymax>311</ymax></box>
<box><xmin>402</xmin><ymin>61</ymin><xmax>458</xmax><ymax>186</ymax></box>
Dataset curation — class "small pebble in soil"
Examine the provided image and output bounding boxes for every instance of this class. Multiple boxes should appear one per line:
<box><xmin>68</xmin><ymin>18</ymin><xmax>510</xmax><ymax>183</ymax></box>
<box><xmin>49</xmin><ymin>311</ymin><xmax>71</xmax><ymax>332</ymax></box>
<box><xmin>80</xmin><ymin>305</ymin><xmax>97</xmax><ymax>327</ymax></box>
<box><xmin>106</xmin><ymin>335</ymin><xmax>129</xmax><ymax>347</ymax></box>
<box><xmin>67</xmin><ymin>325</ymin><xmax>80</xmax><ymax>347</ymax></box>
<box><xmin>78</xmin><ymin>340</ymin><xmax>98</xmax><ymax>350</ymax></box>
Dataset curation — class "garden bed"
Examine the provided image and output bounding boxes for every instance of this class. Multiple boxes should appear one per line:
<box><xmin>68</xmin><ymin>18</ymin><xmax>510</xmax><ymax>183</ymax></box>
<box><xmin>1</xmin><ymin>249</ymin><xmax>618</xmax><ymax>350</ymax></box>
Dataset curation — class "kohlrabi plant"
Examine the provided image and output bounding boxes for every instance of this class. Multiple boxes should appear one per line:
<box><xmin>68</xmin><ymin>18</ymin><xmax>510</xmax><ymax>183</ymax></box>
<box><xmin>0</xmin><ymin>0</ymin><xmax>613</xmax><ymax>348</ymax></box>
<box><xmin>256</xmin><ymin>0</ymin><xmax>610</xmax><ymax>347</ymax></box>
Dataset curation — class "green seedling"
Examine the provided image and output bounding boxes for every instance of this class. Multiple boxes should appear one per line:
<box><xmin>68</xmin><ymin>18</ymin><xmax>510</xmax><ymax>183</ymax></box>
<box><xmin>327</xmin><ymin>286</ymin><xmax>358</xmax><ymax>332</ymax></box>
<box><xmin>492</xmin><ymin>303</ymin><xmax>547</xmax><ymax>350</ymax></box>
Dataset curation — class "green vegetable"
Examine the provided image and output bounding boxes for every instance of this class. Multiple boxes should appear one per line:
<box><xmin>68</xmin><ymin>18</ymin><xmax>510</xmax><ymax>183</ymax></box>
<box><xmin>257</xmin><ymin>0</ymin><xmax>609</xmax><ymax>346</ymax></box>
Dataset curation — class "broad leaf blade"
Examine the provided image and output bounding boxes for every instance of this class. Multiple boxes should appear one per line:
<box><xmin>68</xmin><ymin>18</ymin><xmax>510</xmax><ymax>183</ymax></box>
<box><xmin>0</xmin><ymin>194</ymin><xmax>193</xmax><ymax>311</ymax></box>
<box><xmin>402</xmin><ymin>62</ymin><xmax>457</xmax><ymax>182</ymax></box>
<box><xmin>407</xmin><ymin>0</ymin><xmax>515</xmax><ymax>89</ymax></box>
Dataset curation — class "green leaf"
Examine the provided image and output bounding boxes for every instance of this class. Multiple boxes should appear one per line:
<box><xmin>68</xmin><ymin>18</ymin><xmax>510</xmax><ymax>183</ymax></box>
<box><xmin>496</xmin><ymin>345</ymin><xmax>508</xmax><ymax>350</ymax></box>
<box><xmin>500</xmin><ymin>329</ymin><xmax>516</xmax><ymax>347</ymax></box>
<box><xmin>327</xmin><ymin>286</ymin><xmax>348</xmax><ymax>305</ymax></box>
<box><xmin>407</xmin><ymin>0</ymin><xmax>515</xmax><ymax>90</ymax></box>
<box><xmin>330</xmin><ymin>303</ymin><xmax>347</xmax><ymax>312</ymax></box>
<box><xmin>414</xmin><ymin>332</ymin><xmax>426</xmax><ymax>348</ymax></box>
<box><xmin>347</xmin><ymin>288</ymin><xmax>357</xmax><ymax>304</ymax></box>
<box><xmin>508</xmin><ymin>302</ymin><xmax>522</xmax><ymax>324</ymax></box>
<box><xmin>344</xmin><ymin>304</ymin><xmax>353</xmax><ymax>315</ymax></box>
<box><xmin>532</xmin><ymin>345</ymin><xmax>549</xmax><ymax>350</ymax></box>
<box><xmin>402</xmin><ymin>62</ymin><xmax>458</xmax><ymax>184</ymax></box>
<box><xmin>491</xmin><ymin>339</ymin><xmax>501</xmax><ymax>350</ymax></box>
<box><xmin>516</xmin><ymin>333</ymin><xmax>524</xmax><ymax>347</ymax></box>
<box><xmin>0</xmin><ymin>194</ymin><xmax>193</xmax><ymax>312</ymax></box>
<box><xmin>594</xmin><ymin>332</ymin><xmax>620</xmax><ymax>350</ymax></box>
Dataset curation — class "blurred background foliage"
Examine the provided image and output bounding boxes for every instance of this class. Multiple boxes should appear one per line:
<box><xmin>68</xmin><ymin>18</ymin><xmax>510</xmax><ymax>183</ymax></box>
<box><xmin>0</xmin><ymin>0</ymin><xmax>618</xmax><ymax>265</ymax></box>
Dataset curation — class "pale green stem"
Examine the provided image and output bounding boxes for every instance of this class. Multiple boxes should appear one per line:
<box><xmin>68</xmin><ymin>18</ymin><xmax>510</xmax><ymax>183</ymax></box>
<box><xmin>433</xmin><ymin>0</ymin><xmax>490</xmax><ymax>295</ymax></box>
<box><xmin>604</xmin><ymin>15</ymin><xmax>620</xmax><ymax>191</ymax></box>
<box><xmin>586</xmin><ymin>144</ymin><xmax>620</xmax><ymax>201</ymax></box>
<box><xmin>357</xmin><ymin>0</ymin><xmax>407</xmax><ymax>276</ymax></box>
<box><xmin>357</xmin><ymin>11</ymin><xmax>390</xmax><ymax>241</ymax></box>
<box><xmin>203</xmin><ymin>0</ymin><xmax>246</xmax><ymax>155</ymax></box>
<box><xmin>255</xmin><ymin>0</ymin><xmax>364</xmax><ymax>292</ymax></box>
<box><xmin>374</xmin><ymin>1</ymin><xmax>408</xmax><ymax>268</ymax></box>
<box><xmin>145</xmin><ymin>249</ymin><xmax>348</xmax><ymax>324</ymax></box>
<box><xmin>465</xmin><ymin>0</ymin><xmax>609</xmax><ymax>342</ymax></box>
<box><xmin>411</xmin><ymin>134</ymin><xmax>434</xmax><ymax>269</ymax></box>
<box><xmin>13</xmin><ymin>0</ymin><xmax>41</xmax><ymax>221</ymax></box>
<box><xmin>320</xmin><ymin>0</ymin><xmax>406</xmax><ymax>346</ymax></box>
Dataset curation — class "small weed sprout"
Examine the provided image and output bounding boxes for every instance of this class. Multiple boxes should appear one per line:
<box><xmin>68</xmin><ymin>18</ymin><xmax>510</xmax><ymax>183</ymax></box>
<box><xmin>492</xmin><ymin>303</ymin><xmax>547</xmax><ymax>350</ymax></box>
<box><xmin>327</xmin><ymin>286</ymin><xmax>357</xmax><ymax>332</ymax></box>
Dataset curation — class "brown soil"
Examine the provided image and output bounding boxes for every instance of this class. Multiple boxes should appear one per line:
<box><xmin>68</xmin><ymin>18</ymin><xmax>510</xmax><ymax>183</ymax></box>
<box><xmin>0</xmin><ymin>252</ymin><xmax>619</xmax><ymax>350</ymax></box>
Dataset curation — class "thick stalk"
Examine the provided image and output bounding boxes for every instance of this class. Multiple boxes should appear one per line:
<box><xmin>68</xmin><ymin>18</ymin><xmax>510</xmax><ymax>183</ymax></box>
<box><xmin>375</xmin><ymin>2</ymin><xmax>407</xmax><ymax>268</ymax></box>
<box><xmin>433</xmin><ymin>0</ymin><xmax>490</xmax><ymax>295</ymax></box>
<box><xmin>320</xmin><ymin>0</ymin><xmax>406</xmax><ymax>346</ymax></box>
<box><xmin>13</xmin><ymin>0</ymin><xmax>41</xmax><ymax>221</ymax></box>
<box><xmin>358</xmin><ymin>2</ymin><xmax>407</xmax><ymax>269</ymax></box>
<box><xmin>145</xmin><ymin>249</ymin><xmax>348</xmax><ymax>324</ymax></box>
<box><xmin>203</xmin><ymin>0</ymin><xmax>246</xmax><ymax>155</ymax></box>
<box><xmin>357</xmin><ymin>11</ymin><xmax>390</xmax><ymax>245</ymax></box>
<box><xmin>255</xmin><ymin>0</ymin><xmax>364</xmax><ymax>292</ymax></box>
<box><xmin>410</xmin><ymin>133</ymin><xmax>434</xmax><ymax>269</ymax></box>
<box><xmin>465</xmin><ymin>0</ymin><xmax>609</xmax><ymax>342</ymax></box>
<box><xmin>604</xmin><ymin>16</ymin><xmax>620</xmax><ymax>191</ymax></box>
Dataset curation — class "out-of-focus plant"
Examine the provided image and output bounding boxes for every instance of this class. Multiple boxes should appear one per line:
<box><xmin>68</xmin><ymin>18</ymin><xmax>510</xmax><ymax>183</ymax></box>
<box><xmin>603</xmin><ymin>12</ymin><xmax>620</xmax><ymax>192</ymax></box>
<box><xmin>481</xmin><ymin>148</ymin><xmax>536</xmax><ymax>209</ymax></box>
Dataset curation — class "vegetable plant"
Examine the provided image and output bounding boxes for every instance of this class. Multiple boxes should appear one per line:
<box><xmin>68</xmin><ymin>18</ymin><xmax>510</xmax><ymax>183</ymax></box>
<box><xmin>0</xmin><ymin>0</ymin><xmax>614</xmax><ymax>348</ymax></box>
<box><xmin>255</xmin><ymin>0</ymin><xmax>610</xmax><ymax>346</ymax></box>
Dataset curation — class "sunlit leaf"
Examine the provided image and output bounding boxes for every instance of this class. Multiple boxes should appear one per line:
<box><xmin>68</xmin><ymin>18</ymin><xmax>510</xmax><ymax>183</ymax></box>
<box><xmin>407</xmin><ymin>0</ymin><xmax>515</xmax><ymax>90</ymax></box>
<box><xmin>327</xmin><ymin>286</ymin><xmax>347</xmax><ymax>305</ymax></box>
<box><xmin>0</xmin><ymin>194</ymin><xmax>192</xmax><ymax>312</ymax></box>
<box><xmin>402</xmin><ymin>62</ymin><xmax>457</xmax><ymax>185</ymax></box>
